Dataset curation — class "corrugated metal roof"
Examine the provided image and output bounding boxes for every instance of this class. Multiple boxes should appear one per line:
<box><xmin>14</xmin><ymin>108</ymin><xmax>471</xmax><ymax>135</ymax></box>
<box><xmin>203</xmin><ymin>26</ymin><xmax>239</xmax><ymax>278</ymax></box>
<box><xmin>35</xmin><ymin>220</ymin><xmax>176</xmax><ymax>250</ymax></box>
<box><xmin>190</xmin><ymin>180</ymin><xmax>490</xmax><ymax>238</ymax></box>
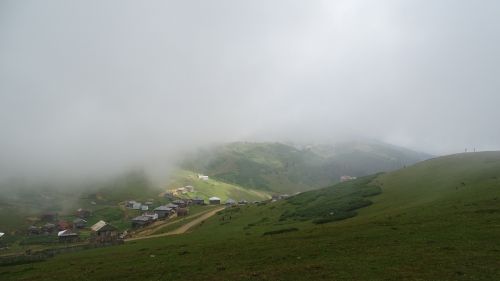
<box><xmin>91</xmin><ymin>220</ymin><xmax>107</xmax><ymax>232</ymax></box>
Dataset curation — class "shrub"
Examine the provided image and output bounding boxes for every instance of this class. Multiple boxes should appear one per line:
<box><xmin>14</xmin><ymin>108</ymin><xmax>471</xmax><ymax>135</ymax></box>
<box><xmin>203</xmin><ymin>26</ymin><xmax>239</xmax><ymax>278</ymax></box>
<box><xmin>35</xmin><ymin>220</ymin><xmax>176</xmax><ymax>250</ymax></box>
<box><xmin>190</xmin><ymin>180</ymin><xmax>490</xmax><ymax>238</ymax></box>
<box><xmin>262</xmin><ymin>227</ymin><xmax>299</xmax><ymax>236</ymax></box>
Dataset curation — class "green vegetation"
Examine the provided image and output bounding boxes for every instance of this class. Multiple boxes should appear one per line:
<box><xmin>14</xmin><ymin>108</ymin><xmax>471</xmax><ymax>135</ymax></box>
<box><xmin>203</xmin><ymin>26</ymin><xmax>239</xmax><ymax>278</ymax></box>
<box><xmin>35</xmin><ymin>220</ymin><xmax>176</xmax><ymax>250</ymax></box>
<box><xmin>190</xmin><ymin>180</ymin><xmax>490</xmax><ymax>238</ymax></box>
<box><xmin>280</xmin><ymin>174</ymin><xmax>381</xmax><ymax>222</ymax></box>
<box><xmin>166</xmin><ymin>170</ymin><xmax>270</xmax><ymax>202</ymax></box>
<box><xmin>1</xmin><ymin>152</ymin><xmax>499</xmax><ymax>280</ymax></box>
<box><xmin>182</xmin><ymin>141</ymin><xmax>430</xmax><ymax>193</ymax></box>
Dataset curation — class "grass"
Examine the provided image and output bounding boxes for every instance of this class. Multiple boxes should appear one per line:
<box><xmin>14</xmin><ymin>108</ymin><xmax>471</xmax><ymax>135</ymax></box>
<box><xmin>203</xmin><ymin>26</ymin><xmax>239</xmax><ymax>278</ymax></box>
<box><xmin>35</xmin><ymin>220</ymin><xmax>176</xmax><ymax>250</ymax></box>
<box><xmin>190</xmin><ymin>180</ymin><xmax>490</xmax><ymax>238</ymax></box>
<box><xmin>166</xmin><ymin>170</ymin><xmax>270</xmax><ymax>202</ymax></box>
<box><xmin>0</xmin><ymin>152</ymin><xmax>499</xmax><ymax>280</ymax></box>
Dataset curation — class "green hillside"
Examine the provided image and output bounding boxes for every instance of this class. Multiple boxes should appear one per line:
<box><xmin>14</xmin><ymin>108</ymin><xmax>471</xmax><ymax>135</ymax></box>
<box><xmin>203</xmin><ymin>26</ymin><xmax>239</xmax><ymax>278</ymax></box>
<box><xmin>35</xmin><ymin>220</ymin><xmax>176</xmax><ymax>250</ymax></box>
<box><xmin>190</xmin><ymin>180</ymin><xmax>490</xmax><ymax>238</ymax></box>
<box><xmin>165</xmin><ymin>170</ymin><xmax>270</xmax><ymax>202</ymax></box>
<box><xmin>182</xmin><ymin>141</ymin><xmax>430</xmax><ymax>193</ymax></box>
<box><xmin>2</xmin><ymin>152</ymin><xmax>499</xmax><ymax>280</ymax></box>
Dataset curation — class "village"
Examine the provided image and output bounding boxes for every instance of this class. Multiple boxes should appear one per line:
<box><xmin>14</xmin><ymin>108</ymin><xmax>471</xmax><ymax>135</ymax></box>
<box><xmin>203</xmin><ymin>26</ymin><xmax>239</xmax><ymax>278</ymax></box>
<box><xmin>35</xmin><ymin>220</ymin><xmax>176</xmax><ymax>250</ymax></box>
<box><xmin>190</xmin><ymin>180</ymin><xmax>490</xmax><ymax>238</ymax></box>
<box><xmin>0</xmin><ymin>174</ymin><xmax>358</xmax><ymax>253</ymax></box>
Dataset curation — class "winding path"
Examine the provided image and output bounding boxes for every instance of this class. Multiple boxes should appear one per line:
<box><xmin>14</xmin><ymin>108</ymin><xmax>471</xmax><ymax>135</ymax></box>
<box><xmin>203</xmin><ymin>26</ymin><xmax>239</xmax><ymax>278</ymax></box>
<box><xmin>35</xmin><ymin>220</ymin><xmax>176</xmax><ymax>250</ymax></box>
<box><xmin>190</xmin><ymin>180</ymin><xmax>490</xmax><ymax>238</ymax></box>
<box><xmin>125</xmin><ymin>206</ymin><xmax>224</xmax><ymax>242</ymax></box>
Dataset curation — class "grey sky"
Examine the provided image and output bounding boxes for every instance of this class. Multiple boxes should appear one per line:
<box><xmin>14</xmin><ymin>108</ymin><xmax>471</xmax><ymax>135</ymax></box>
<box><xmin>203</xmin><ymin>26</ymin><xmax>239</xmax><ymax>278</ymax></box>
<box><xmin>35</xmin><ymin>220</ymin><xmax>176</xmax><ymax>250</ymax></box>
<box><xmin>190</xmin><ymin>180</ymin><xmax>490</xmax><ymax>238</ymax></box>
<box><xmin>1</xmin><ymin>1</ymin><xmax>499</xmax><ymax>181</ymax></box>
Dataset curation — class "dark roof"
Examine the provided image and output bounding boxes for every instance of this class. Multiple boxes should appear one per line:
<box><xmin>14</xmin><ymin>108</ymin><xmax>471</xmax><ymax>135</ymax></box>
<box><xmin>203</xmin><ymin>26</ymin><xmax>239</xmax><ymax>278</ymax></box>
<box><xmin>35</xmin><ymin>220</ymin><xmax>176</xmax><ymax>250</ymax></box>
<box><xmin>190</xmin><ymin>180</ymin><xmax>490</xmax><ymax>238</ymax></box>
<box><xmin>154</xmin><ymin>206</ymin><xmax>172</xmax><ymax>211</ymax></box>
<box><xmin>132</xmin><ymin>216</ymin><xmax>151</xmax><ymax>222</ymax></box>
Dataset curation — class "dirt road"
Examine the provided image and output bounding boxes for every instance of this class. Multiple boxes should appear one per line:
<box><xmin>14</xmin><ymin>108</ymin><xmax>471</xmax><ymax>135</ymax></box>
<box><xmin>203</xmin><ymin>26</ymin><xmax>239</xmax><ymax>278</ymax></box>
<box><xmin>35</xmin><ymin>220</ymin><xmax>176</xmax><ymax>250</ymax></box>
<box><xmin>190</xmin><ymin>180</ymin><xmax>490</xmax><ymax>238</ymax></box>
<box><xmin>126</xmin><ymin>206</ymin><xmax>224</xmax><ymax>242</ymax></box>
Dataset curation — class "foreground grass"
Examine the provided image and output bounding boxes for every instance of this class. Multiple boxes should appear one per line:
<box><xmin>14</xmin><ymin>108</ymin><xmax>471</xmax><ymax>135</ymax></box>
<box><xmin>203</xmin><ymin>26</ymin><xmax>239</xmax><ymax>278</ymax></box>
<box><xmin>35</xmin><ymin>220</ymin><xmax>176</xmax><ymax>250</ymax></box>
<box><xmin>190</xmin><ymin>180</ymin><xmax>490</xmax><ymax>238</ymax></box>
<box><xmin>1</xmin><ymin>152</ymin><xmax>499</xmax><ymax>280</ymax></box>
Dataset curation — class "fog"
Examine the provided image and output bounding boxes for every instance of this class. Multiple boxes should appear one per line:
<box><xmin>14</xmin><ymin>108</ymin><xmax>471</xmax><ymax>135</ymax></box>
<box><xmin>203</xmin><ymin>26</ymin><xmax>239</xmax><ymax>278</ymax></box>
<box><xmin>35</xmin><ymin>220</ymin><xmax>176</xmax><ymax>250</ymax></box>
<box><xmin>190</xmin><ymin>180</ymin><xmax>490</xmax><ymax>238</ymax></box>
<box><xmin>1</xmin><ymin>1</ymin><xmax>499</xmax><ymax>182</ymax></box>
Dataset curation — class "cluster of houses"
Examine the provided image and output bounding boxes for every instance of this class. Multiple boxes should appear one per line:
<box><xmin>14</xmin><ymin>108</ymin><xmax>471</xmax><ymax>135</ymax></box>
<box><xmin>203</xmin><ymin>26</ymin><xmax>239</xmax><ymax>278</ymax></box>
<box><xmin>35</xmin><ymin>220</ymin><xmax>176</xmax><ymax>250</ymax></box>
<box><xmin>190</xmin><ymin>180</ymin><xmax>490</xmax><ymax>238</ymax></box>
<box><xmin>130</xmin><ymin>200</ymin><xmax>190</xmax><ymax>228</ymax></box>
<box><xmin>340</xmin><ymin>175</ymin><xmax>357</xmax><ymax>182</ymax></box>
<box><xmin>25</xmin><ymin>208</ymin><xmax>123</xmax><ymax>244</ymax></box>
<box><xmin>125</xmin><ymin>200</ymin><xmax>154</xmax><ymax>211</ymax></box>
<box><xmin>271</xmin><ymin>194</ymin><xmax>290</xmax><ymax>202</ymax></box>
<box><xmin>165</xmin><ymin>185</ymin><xmax>196</xmax><ymax>198</ymax></box>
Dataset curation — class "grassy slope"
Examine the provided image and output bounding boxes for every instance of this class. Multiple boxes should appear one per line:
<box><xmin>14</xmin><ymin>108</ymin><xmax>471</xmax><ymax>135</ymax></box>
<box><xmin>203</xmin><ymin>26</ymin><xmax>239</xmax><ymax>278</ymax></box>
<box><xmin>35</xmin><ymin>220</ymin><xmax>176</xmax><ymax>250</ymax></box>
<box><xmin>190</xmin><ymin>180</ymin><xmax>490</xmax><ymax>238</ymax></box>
<box><xmin>1</xmin><ymin>152</ymin><xmax>499</xmax><ymax>280</ymax></box>
<box><xmin>183</xmin><ymin>141</ymin><xmax>430</xmax><ymax>194</ymax></box>
<box><xmin>166</xmin><ymin>170</ymin><xmax>270</xmax><ymax>202</ymax></box>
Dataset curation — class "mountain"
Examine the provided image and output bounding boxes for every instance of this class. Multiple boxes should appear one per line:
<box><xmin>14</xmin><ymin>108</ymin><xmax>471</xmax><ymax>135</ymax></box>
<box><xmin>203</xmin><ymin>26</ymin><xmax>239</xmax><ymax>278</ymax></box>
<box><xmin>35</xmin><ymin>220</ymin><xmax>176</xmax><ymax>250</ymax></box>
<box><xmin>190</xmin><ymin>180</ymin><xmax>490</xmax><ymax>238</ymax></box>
<box><xmin>3</xmin><ymin>151</ymin><xmax>499</xmax><ymax>280</ymax></box>
<box><xmin>182</xmin><ymin>140</ymin><xmax>431</xmax><ymax>193</ymax></box>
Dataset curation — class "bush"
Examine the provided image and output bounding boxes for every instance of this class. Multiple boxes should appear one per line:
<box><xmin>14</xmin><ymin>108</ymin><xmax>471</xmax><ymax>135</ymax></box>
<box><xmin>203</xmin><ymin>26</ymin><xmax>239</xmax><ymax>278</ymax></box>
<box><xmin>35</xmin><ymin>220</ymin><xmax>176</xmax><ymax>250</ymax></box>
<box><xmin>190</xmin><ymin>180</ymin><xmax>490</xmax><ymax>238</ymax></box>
<box><xmin>313</xmin><ymin>211</ymin><xmax>357</xmax><ymax>224</ymax></box>
<box><xmin>262</xmin><ymin>227</ymin><xmax>299</xmax><ymax>236</ymax></box>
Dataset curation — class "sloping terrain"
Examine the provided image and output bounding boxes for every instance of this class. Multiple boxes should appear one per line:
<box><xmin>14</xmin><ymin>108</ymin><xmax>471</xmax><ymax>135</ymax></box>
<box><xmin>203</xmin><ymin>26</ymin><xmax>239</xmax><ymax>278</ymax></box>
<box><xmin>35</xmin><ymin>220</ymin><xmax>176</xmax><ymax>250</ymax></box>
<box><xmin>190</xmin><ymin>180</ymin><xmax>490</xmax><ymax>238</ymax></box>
<box><xmin>182</xmin><ymin>141</ymin><xmax>430</xmax><ymax>193</ymax></box>
<box><xmin>166</xmin><ymin>170</ymin><xmax>270</xmax><ymax>202</ymax></box>
<box><xmin>1</xmin><ymin>152</ymin><xmax>499</xmax><ymax>280</ymax></box>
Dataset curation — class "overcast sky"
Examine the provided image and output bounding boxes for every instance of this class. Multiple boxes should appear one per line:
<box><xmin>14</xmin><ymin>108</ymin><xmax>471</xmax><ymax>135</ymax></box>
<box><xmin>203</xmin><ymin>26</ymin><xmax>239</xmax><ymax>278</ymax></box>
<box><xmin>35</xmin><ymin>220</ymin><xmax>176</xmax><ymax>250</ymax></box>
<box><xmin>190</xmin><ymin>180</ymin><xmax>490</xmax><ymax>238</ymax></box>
<box><xmin>1</xmin><ymin>0</ymin><xmax>499</xmax><ymax>181</ymax></box>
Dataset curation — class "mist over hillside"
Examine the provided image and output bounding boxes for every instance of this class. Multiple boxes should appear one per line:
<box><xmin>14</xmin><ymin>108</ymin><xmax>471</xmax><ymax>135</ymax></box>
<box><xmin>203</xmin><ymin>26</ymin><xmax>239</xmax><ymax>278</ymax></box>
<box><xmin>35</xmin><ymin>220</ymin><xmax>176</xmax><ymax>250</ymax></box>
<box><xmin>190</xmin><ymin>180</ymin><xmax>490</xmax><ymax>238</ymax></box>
<box><xmin>1</xmin><ymin>1</ymin><xmax>500</xmax><ymax>184</ymax></box>
<box><xmin>182</xmin><ymin>140</ymin><xmax>431</xmax><ymax>193</ymax></box>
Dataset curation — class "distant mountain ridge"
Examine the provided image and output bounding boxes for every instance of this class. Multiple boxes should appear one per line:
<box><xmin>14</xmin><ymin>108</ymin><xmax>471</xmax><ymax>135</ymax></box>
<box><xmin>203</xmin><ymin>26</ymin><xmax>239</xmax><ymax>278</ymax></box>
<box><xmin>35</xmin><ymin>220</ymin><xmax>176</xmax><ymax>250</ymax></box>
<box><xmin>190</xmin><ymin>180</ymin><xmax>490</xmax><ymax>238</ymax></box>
<box><xmin>181</xmin><ymin>141</ymin><xmax>431</xmax><ymax>193</ymax></box>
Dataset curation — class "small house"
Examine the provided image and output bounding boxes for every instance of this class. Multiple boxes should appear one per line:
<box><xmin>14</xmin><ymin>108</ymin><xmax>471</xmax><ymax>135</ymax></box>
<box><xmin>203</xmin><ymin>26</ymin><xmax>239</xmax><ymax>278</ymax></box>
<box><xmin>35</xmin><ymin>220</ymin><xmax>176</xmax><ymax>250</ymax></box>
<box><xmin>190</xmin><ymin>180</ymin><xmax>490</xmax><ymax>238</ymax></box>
<box><xmin>192</xmin><ymin>198</ymin><xmax>205</xmax><ymax>205</ymax></box>
<box><xmin>185</xmin><ymin>185</ymin><xmax>195</xmax><ymax>192</ymax></box>
<box><xmin>42</xmin><ymin>223</ymin><xmax>56</xmax><ymax>233</ymax></box>
<box><xmin>165</xmin><ymin>203</ymin><xmax>178</xmax><ymax>210</ymax></box>
<box><xmin>238</xmin><ymin>199</ymin><xmax>248</xmax><ymax>205</ymax></box>
<box><xmin>177</xmin><ymin>208</ymin><xmax>189</xmax><ymax>217</ymax></box>
<box><xmin>198</xmin><ymin>174</ymin><xmax>209</xmax><ymax>181</ymax></box>
<box><xmin>131</xmin><ymin>216</ymin><xmax>152</xmax><ymax>228</ymax></box>
<box><xmin>90</xmin><ymin>220</ymin><xmax>119</xmax><ymax>244</ymax></box>
<box><xmin>209</xmin><ymin>197</ymin><xmax>221</xmax><ymax>205</ymax></box>
<box><xmin>141</xmin><ymin>205</ymin><xmax>149</xmax><ymax>211</ymax></box>
<box><xmin>153</xmin><ymin>206</ymin><xmax>172</xmax><ymax>219</ymax></box>
<box><xmin>28</xmin><ymin>226</ymin><xmax>41</xmax><ymax>235</ymax></box>
<box><xmin>126</xmin><ymin>201</ymin><xmax>142</xmax><ymax>210</ymax></box>
<box><xmin>225</xmin><ymin>198</ymin><xmax>237</xmax><ymax>206</ymax></box>
<box><xmin>58</xmin><ymin>229</ymin><xmax>79</xmax><ymax>243</ymax></box>
<box><xmin>57</xmin><ymin>220</ymin><xmax>71</xmax><ymax>231</ymax></box>
<box><xmin>73</xmin><ymin>218</ymin><xmax>87</xmax><ymax>229</ymax></box>
<box><xmin>143</xmin><ymin>212</ymin><xmax>158</xmax><ymax>221</ymax></box>
<box><xmin>172</xmin><ymin>200</ymin><xmax>186</xmax><ymax>208</ymax></box>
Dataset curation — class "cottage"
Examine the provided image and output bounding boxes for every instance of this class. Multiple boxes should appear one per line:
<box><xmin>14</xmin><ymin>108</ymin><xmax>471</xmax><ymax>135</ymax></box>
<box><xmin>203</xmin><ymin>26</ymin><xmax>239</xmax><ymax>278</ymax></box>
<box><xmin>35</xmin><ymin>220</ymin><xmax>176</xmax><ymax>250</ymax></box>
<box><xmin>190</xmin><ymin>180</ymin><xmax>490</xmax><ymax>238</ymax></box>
<box><xmin>165</xmin><ymin>203</ymin><xmax>178</xmax><ymax>210</ymax></box>
<box><xmin>76</xmin><ymin>208</ymin><xmax>91</xmax><ymax>219</ymax></box>
<box><xmin>90</xmin><ymin>220</ymin><xmax>119</xmax><ymax>244</ymax></box>
<box><xmin>28</xmin><ymin>226</ymin><xmax>41</xmax><ymax>235</ymax></box>
<box><xmin>153</xmin><ymin>206</ymin><xmax>172</xmax><ymax>219</ymax></box>
<box><xmin>143</xmin><ymin>212</ymin><xmax>158</xmax><ymax>221</ymax></box>
<box><xmin>42</xmin><ymin>223</ymin><xmax>56</xmax><ymax>233</ymax></box>
<box><xmin>126</xmin><ymin>201</ymin><xmax>142</xmax><ymax>210</ymax></box>
<box><xmin>225</xmin><ymin>198</ymin><xmax>237</xmax><ymax>206</ymax></box>
<box><xmin>141</xmin><ymin>205</ymin><xmax>149</xmax><ymax>211</ymax></box>
<box><xmin>58</xmin><ymin>220</ymin><xmax>71</xmax><ymax>231</ymax></box>
<box><xmin>177</xmin><ymin>208</ymin><xmax>189</xmax><ymax>217</ymax></box>
<box><xmin>172</xmin><ymin>199</ymin><xmax>186</xmax><ymax>208</ymax></box>
<box><xmin>209</xmin><ymin>196</ymin><xmax>221</xmax><ymax>205</ymax></box>
<box><xmin>238</xmin><ymin>199</ymin><xmax>248</xmax><ymax>205</ymax></box>
<box><xmin>192</xmin><ymin>197</ymin><xmax>205</xmax><ymax>205</ymax></box>
<box><xmin>73</xmin><ymin>218</ymin><xmax>87</xmax><ymax>229</ymax></box>
<box><xmin>131</xmin><ymin>216</ymin><xmax>152</xmax><ymax>228</ymax></box>
<box><xmin>58</xmin><ymin>229</ymin><xmax>79</xmax><ymax>243</ymax></box>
